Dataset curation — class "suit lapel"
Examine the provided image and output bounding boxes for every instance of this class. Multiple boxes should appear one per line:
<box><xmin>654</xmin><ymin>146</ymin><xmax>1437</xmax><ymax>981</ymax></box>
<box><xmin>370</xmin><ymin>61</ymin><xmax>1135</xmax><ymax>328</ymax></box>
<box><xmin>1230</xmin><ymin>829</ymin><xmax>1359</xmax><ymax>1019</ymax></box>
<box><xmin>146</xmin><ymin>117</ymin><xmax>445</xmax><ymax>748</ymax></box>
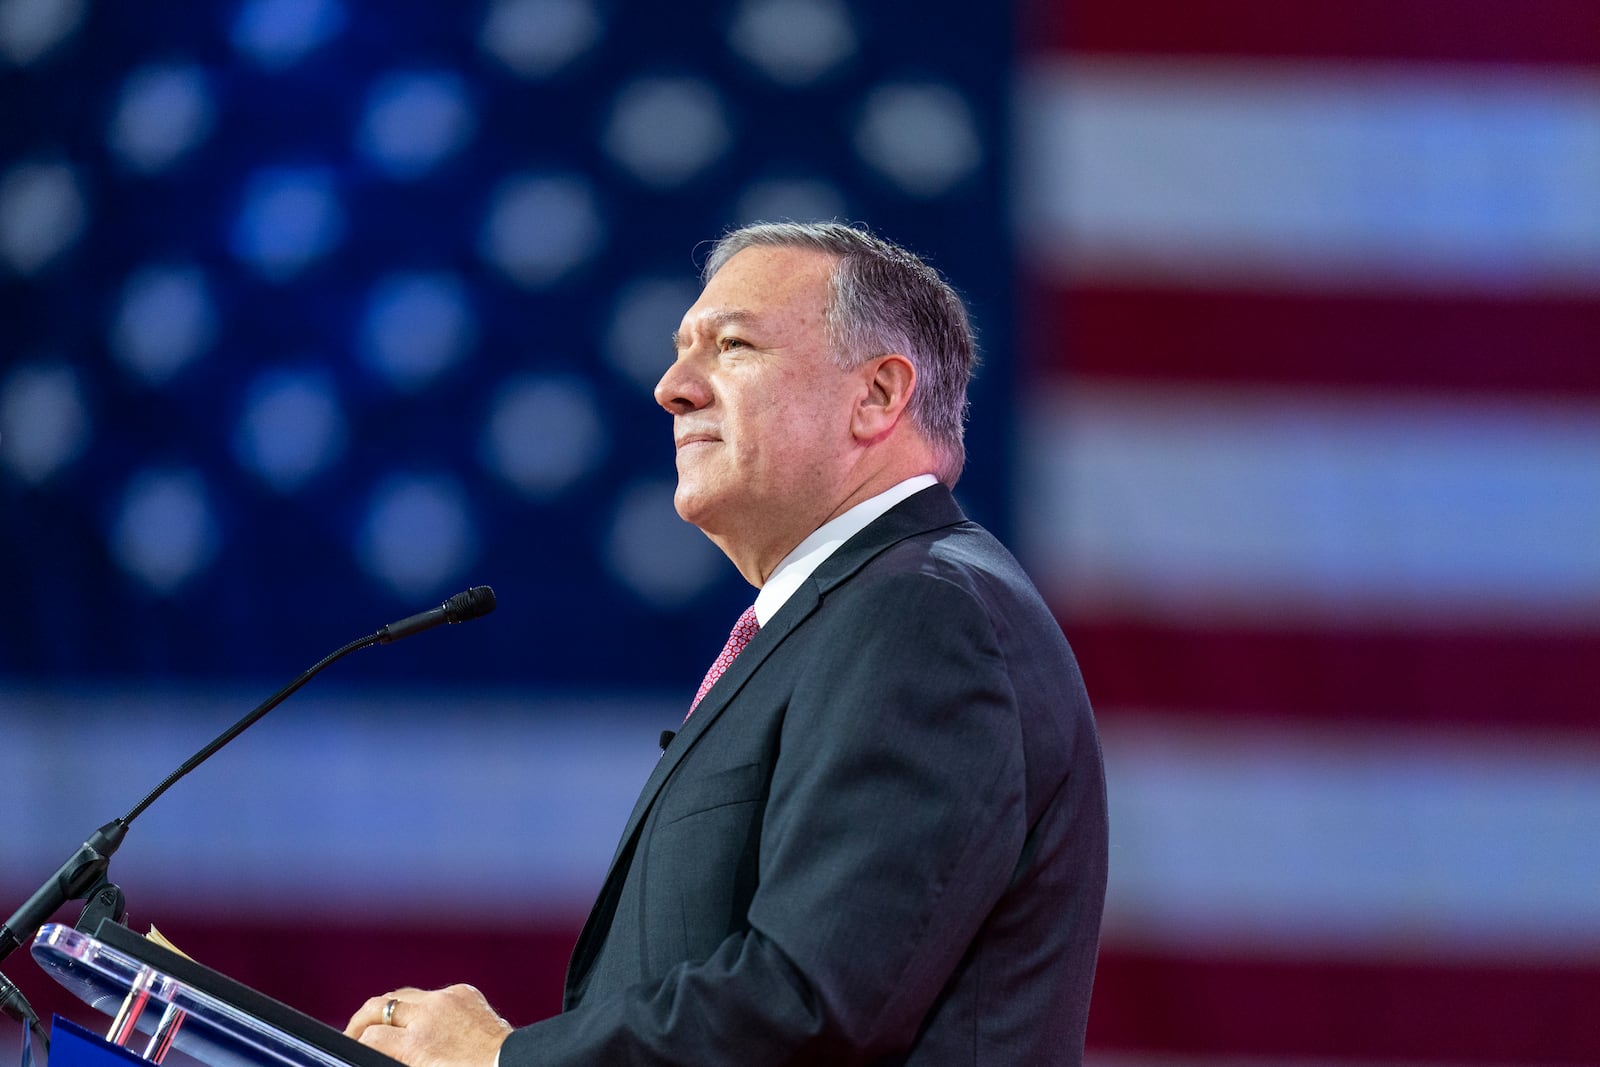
<box><xmin>564</xmin><ymin>485</ymin><xmax>969</xmax><ymax>997</ymax></box>
<box><xmin>562</xmin><ymin>594</ymin><xmax>818</xmax><ymax>1000</ymax></box>
<box><xmin>608</xmin><ymin>584</ymin><xmax>816</xmax><ymax>865</ymax></box>
<box><xmin>617</xmin><ymin>487</ymin><xmax>965</xmax><ymax>851</ymax></box>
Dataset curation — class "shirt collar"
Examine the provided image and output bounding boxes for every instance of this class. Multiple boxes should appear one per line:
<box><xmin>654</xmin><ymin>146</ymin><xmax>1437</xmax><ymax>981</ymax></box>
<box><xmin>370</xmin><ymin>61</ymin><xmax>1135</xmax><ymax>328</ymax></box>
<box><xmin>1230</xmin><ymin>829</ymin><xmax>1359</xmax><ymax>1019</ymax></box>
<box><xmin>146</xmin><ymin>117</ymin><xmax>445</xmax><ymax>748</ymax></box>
<box><xmin>752</xmin><ymin>474</ymin><xmax>938</xmax><ymax>626</ymax></box>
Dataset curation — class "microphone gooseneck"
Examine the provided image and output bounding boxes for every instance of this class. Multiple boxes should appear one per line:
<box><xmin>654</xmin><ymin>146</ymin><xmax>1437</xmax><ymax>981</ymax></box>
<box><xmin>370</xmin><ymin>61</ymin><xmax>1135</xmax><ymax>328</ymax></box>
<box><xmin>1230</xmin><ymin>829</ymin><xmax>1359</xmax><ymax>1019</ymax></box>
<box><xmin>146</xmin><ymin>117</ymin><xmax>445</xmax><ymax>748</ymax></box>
<box><xmin>0</xmin><ymin>584</ymin><xmax>497</xmax><ymax>967</ymax></box>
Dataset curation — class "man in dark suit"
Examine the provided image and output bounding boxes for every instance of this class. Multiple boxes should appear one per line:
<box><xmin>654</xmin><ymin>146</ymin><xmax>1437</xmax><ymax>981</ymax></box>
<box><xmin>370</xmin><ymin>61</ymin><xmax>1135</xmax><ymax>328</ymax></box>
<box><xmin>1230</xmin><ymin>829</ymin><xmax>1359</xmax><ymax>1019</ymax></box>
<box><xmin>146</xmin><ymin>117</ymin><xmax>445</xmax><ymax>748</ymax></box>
<box><xmin>347</xmin><ymin>223</ymin><xmax>1107</xmax><ymax>1064</ymax></box>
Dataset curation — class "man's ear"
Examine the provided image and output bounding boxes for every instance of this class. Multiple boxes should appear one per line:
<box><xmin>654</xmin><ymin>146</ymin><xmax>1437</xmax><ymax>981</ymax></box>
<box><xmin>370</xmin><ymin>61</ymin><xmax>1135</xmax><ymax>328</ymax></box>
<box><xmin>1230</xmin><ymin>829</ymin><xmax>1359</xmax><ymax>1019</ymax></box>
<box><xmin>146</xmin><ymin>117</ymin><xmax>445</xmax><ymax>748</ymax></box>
<box><xmin>851</xmin><ymin>354</ymin><xmax>916</xmax><ymax>443</ymax></box>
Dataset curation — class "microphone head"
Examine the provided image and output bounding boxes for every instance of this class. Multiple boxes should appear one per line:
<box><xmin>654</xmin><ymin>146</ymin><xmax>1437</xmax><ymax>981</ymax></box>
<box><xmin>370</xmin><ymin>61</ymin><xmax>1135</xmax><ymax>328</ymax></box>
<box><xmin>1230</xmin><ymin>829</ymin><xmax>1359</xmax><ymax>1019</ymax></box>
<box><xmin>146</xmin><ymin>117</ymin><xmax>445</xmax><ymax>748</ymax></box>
<box><xmin>442</xmin><ymin>585</ymin><xmax>496</xmax><ymax>624</ymax></box>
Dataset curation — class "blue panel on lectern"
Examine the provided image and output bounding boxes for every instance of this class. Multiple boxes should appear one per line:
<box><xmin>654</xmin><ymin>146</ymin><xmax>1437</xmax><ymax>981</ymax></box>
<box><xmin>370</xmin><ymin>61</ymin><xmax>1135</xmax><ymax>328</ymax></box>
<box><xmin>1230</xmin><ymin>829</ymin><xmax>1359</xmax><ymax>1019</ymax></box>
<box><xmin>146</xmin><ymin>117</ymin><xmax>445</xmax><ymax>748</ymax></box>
<box><xmin>48</xmin><ymin>1018</ymin><xmax>150</xmax><ymax>1067</ymax></box>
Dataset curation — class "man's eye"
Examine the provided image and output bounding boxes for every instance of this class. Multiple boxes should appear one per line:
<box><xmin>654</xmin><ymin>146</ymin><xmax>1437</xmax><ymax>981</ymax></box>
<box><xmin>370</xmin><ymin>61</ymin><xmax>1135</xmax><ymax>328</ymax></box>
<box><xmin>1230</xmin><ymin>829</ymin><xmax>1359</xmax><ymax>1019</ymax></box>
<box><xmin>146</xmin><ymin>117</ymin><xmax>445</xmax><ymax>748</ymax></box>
<box><xmin>719</xmin><ymin>336</ymin><xmax>748</xmax><ymax>351</ymax></box>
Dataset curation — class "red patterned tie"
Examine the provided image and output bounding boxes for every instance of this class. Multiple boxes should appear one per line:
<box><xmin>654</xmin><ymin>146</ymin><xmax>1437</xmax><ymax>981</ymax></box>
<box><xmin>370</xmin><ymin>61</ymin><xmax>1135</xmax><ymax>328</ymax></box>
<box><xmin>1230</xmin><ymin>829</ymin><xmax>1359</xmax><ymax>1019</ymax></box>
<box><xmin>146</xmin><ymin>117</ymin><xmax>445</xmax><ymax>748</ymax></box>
<box><xmin>687</xmin><ymin>604</ymin><xmax>760</xmax><ymax>718</ymax></box>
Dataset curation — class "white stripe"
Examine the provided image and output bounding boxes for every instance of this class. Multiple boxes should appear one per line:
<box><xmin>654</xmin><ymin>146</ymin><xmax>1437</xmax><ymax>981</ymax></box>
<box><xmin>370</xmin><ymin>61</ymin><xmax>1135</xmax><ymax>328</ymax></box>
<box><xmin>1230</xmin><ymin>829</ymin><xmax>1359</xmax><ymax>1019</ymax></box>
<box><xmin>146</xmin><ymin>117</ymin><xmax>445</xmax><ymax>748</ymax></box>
<box><xmin>6</xmin><ymin>689</ymin><xmax>1597</xmax><ymax>957</ymax></box>
<box><xmin>1100</xmin><ymin>715</ymin><xmax>1600</xmax><ymax>959</ymax></box>
<box><xmin>1017</xmin><ymin>57</ymin><xmax>1600</xmax><ymax>291</ymax></box>
<box><xmin>0</xmin><ymin>685</ymin><xmax>666</xmax><ymax>919</ymax></box>
<box><xmin>1021</xmin><ymin>383</ymin><xmax>1600</xmax><ymax>623</ymax></box>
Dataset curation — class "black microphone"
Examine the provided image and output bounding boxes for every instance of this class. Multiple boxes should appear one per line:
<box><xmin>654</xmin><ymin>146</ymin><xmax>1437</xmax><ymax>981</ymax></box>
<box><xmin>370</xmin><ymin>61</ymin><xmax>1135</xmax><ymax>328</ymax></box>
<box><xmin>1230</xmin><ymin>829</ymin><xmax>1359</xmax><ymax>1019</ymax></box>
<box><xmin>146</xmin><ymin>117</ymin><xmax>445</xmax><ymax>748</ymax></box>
<box><xmin>0</xmin><ymin>584</ymin><xmax>497</xmax><ymax>966</ymax></box>
<box><xmin>378</xmin><ymin>585</ymin><xmax>496</xmax><ymax>643</ymax></box>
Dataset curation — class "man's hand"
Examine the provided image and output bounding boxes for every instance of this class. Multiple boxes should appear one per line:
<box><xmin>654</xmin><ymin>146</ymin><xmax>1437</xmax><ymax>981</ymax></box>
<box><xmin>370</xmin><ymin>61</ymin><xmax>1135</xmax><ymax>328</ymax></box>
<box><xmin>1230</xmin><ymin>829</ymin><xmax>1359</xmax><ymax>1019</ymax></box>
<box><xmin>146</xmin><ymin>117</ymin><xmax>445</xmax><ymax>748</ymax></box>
<box><xmin>345</xmin><ymin>985</ymin><xmax>513</xmax><ymax>1067</ymax></box>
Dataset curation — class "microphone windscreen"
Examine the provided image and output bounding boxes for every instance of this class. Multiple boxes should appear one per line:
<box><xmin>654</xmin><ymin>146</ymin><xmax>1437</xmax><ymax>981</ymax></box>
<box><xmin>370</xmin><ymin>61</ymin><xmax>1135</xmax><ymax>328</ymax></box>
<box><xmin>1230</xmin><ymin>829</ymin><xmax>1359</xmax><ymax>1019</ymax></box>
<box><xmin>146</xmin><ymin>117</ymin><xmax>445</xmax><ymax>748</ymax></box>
<box><xmin>443</xmin><ymin>585</ymin><xmax>496</xmax><ymax>623</ymax></box>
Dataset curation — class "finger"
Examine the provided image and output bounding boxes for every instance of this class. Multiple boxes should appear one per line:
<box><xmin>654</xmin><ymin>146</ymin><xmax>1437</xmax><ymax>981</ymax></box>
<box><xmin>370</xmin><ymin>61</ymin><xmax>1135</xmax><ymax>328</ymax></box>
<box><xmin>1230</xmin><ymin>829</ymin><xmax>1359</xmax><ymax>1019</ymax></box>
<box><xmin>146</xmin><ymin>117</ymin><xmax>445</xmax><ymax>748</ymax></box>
<box><xmin>344</xmin><ymin>995</ymin><xmax>391</xmax><ymax>1037</ymax></box>
<box><xmin>357</xmin><ymin>1024</ymin><xmax>406</xmax><ymax>1057</ymax></box>
<box><xmin>345</xmin><ymin>988</ymin><xmax>425</xmax><ymax>1037</ymax></box>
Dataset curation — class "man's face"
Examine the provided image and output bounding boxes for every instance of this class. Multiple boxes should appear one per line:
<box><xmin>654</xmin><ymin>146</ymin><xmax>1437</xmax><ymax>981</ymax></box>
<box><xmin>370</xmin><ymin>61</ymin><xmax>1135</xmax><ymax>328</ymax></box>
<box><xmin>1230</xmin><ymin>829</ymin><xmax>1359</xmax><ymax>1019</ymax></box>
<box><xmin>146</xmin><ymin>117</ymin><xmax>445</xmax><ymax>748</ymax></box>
<box><xmin>657</xmin><ymin>244</ymin><xmax>863</xmax><ymax>571</ymax></box>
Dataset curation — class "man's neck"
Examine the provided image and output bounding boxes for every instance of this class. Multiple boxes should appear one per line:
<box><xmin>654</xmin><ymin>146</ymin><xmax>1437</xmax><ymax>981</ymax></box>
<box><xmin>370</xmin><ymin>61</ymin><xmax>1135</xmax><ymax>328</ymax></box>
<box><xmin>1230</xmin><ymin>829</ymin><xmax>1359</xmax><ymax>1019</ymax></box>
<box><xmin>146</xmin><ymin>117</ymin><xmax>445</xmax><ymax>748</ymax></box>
<box><xmin>718</xmin><ymin>462</ymin><xmax>936</xmax><ymax>586</ymax></box>
<box><xmin>750</xmin><ymin>474</ymin><xmax>938</xmax><ymax>623</ymax></box>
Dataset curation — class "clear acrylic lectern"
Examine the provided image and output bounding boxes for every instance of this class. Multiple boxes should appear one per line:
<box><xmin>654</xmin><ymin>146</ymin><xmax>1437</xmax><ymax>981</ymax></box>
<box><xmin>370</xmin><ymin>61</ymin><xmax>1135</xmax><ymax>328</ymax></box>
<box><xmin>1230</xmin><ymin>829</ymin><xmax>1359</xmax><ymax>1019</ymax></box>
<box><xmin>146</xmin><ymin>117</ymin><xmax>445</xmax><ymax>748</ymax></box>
<box><xmin>31</xmin><ymin>922</ymin><xmax>399</xmax><ymax>1067</ymax></box>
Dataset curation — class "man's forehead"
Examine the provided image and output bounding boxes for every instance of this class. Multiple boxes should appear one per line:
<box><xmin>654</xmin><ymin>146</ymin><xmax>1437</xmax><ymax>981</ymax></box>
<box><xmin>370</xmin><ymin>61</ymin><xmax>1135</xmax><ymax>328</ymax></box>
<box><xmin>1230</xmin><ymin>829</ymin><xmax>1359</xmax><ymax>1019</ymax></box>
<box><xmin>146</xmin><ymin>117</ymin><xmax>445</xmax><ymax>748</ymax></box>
<box><xmin>674</xmin><ymin>247</ymin><xmax>834</xmax><ymax>346</ymax></box>
<box><xmin>703</xmin><ymin>245</ymin><xmax>834</xmax><ymax>306</ymax></box>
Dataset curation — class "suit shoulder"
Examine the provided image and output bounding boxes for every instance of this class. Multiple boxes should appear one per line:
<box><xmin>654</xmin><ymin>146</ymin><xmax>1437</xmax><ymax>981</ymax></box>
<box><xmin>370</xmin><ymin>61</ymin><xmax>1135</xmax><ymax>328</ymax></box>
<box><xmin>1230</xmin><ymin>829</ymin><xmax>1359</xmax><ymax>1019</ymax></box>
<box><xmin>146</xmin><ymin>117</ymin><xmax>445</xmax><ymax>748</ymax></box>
<box><xmin>870</xmin><ymin>521</ymin><xmax>1052</xmax><ymax>612</ymax></box>
<box><xmin>820</xmin><ymin>521</ymin><xmax>1067</xmax><ymax>659</ymax></box>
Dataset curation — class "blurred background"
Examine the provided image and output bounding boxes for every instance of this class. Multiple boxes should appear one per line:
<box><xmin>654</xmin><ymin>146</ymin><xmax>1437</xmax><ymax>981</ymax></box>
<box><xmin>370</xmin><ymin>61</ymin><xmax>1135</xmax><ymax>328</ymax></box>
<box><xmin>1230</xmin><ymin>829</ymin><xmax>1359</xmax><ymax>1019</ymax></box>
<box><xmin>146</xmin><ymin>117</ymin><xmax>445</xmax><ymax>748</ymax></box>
<box><xmin>3</xmin><ymin>1</ymin><xmax>1598</xmax><ymax>1064</ymax></box>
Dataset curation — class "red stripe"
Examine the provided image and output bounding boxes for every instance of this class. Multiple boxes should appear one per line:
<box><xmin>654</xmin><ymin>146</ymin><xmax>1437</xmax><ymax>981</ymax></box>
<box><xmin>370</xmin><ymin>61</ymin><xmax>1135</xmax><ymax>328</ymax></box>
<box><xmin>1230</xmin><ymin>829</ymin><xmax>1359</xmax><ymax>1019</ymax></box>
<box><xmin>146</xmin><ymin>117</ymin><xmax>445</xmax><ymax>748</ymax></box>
<box><xmin>1025</xmin><ymin>0</ymin><xmax>1600</xmax><ymax>66</ymax></box>
<box><xmin>1065</xmin><ymin>619</ymin><xmax>1600</xmax><ymax>734</ymax></box>
<box><xmin>1025</xmin><ymin>283</ymin><xmax>1600</xmax><ymax>397</ymax></box>
<box><xmin>21</xmin><ymin>917</ymin><xmax>1600</xmax><ymax>1065</ymax></box>
<box><xmin>1090</xmin><ymin>947</ymin><xmax>1600</xmax><ymax>1065</ymax></box>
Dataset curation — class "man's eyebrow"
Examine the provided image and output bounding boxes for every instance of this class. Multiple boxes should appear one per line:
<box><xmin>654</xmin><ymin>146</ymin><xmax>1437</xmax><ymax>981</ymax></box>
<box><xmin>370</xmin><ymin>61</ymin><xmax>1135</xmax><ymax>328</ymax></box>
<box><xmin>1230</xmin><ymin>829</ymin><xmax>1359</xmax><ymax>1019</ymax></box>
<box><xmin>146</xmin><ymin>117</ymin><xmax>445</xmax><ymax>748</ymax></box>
<box><xmin>672</xmin><ymin>309</ymin><xmax>758</xmax><ymax>350</ymax></box>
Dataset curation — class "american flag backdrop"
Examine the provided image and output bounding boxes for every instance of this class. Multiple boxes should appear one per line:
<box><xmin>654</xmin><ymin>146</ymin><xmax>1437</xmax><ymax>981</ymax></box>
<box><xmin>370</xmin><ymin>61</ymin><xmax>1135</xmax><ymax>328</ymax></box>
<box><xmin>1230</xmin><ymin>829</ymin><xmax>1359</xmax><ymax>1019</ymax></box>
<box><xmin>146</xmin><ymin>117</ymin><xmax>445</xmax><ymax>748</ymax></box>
<box><xmin>1018</xmin><ymin>1</ymin><xmax>1600</xmax><ymax>1063</ymax></box>
<box><xmin>3</xmin><ymin>2</ymin><xmax>1599</xmax><ymax>1066</ymax></box>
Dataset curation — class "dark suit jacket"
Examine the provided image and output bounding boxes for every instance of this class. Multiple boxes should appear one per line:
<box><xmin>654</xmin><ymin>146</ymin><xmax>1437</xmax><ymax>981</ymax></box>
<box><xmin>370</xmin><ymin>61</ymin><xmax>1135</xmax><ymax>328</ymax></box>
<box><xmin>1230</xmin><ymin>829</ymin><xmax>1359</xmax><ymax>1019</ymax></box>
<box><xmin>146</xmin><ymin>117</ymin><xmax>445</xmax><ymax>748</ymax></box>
<box><xmin>501</xmin><ymin>486</ymin><xmax>1108</xmax><ymax>1065</ymax></box>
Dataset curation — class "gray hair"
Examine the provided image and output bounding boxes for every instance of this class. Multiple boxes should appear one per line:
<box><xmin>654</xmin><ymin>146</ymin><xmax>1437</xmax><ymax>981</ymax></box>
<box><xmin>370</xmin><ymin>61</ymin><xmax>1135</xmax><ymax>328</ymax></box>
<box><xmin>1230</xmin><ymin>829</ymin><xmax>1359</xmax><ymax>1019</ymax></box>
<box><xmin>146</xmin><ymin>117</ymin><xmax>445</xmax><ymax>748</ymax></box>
<box><xmin>702</xmin><ymin>221</ymin><xmax>978</xmax><ymax>485</ymax></box>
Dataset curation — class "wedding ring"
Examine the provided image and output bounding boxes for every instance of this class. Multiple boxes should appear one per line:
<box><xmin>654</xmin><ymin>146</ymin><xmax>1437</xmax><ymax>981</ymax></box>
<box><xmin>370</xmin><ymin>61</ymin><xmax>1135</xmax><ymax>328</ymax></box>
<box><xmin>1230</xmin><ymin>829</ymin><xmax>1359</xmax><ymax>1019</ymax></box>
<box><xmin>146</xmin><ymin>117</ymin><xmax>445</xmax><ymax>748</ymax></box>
<box><xmin>383</xmin><ymin>998</ymin><xmax>398</xmax><ymax>1026</ymax></box>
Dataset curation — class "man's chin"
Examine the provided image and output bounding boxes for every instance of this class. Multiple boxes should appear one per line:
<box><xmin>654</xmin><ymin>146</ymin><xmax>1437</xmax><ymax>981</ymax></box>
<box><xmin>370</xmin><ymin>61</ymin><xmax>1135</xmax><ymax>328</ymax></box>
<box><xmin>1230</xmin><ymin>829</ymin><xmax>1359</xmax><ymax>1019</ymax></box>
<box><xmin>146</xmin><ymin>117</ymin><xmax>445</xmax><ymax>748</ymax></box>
<box><xmin>672</xmin><ymin>485</ymin><xmax>715</xmax><ymax>528</ymax></box>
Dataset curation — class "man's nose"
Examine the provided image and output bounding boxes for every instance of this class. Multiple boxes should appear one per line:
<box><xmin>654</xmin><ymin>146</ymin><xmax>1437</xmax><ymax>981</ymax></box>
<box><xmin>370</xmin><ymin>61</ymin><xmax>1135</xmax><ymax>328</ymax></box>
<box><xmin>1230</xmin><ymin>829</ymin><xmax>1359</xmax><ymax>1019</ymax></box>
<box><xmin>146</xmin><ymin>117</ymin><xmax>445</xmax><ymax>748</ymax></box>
<box><xmin>654</xmin><ymin>356</ymin><xmax>709</xmax><ymax>414</ymax></box>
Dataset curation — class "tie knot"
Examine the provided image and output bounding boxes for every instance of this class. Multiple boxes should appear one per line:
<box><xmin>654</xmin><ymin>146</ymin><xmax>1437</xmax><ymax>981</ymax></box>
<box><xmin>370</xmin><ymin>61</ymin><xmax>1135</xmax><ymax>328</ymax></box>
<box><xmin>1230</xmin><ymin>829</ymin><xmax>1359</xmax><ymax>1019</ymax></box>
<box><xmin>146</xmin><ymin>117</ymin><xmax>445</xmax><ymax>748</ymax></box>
<box><xmin>687</xmin><ymin>604</ymin><xmax>760</xmax><ymax>717</ymax></box>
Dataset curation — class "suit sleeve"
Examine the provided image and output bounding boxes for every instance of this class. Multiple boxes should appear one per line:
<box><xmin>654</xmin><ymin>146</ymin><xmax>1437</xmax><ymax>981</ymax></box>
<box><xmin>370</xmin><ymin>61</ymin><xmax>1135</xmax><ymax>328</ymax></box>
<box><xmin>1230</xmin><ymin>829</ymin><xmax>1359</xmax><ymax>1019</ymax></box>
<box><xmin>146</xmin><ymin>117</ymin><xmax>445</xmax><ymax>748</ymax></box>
<box><xmin>500</xmin><ymin>571</ymin><xmax>1029</xmax><ymax>1065</ymax></box>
